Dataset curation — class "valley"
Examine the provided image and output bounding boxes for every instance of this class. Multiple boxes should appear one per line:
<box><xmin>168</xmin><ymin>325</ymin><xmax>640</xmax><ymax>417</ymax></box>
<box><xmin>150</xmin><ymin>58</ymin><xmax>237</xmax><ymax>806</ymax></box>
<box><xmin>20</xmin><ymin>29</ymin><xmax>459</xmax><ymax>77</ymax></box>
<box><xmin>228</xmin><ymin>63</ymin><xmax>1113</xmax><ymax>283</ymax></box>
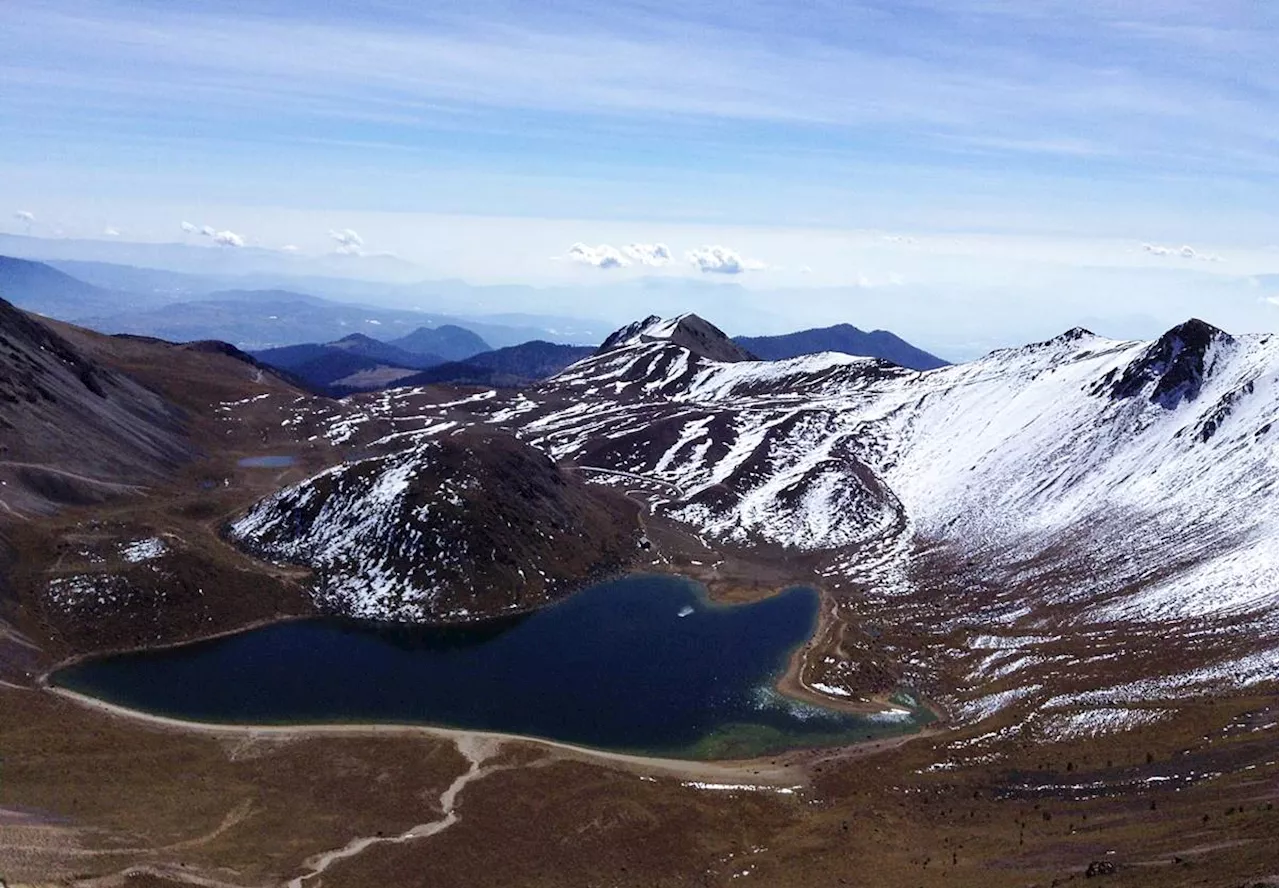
<box><xmin>0</xmin><ymin>301</ymin><xmax>1275</xmax><ymax>887</ymax></box>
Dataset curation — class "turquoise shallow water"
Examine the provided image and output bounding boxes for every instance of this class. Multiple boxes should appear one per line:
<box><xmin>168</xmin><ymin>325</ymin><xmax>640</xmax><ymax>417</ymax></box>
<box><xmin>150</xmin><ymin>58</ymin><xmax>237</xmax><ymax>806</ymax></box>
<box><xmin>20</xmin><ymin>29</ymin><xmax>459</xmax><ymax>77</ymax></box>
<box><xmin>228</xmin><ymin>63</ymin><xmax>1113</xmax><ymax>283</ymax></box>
<box><xmin>54</xmin><ymin>574</ymin><xmax>933</xmax><ymax>758</ymax></box>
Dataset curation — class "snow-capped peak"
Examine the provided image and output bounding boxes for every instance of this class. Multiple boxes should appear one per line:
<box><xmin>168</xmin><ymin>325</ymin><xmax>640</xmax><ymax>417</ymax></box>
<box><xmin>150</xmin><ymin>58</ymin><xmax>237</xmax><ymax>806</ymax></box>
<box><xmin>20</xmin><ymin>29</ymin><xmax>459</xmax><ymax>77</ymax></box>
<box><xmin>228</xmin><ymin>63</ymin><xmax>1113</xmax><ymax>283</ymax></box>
<box><xmin>596</xmin><ymin>313</ymin><xmax>757</xmax><ymax>363</ymax></box>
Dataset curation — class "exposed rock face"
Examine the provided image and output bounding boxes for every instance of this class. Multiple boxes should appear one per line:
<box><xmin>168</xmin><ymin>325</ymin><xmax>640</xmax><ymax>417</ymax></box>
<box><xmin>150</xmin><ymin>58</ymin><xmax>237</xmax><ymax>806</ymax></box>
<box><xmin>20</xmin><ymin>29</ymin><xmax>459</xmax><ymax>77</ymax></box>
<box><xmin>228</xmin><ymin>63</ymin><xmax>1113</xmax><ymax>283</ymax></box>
<box><xmin>596</xmin><ymin>315</ymin><xmax>662</xmax><ymax>355</ymax></box>
<box><xmin>1107</xmin><ymin>318</ymin><xmax>1230</xmax><ymax>407</ymax></box>
<box><xmin>227</xmin><ymin>433</ymin><xmax>638</xmax><ymax>621</ymax></box>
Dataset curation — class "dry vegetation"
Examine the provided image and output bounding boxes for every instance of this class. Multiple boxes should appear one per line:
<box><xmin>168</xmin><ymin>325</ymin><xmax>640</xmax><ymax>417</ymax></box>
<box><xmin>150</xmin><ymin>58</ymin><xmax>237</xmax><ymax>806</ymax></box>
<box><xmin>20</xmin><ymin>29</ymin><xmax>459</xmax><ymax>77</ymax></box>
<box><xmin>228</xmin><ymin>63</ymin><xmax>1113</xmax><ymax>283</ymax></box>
<box><xmin>0</xmin><ymin>686</ymin><xmax>1273</xmax><ymax>887</ymax></box>
<box><xmin>0</xmin><ymin>310</ymin><xmax>1275</xmax><ymax>886</ymax></box>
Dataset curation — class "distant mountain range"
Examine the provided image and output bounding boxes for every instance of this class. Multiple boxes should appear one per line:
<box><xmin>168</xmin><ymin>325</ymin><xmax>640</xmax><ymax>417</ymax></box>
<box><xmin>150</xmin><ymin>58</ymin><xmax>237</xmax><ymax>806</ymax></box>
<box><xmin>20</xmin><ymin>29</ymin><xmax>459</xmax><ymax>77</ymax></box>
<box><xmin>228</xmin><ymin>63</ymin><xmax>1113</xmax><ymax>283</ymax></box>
<box><xmin>252</xmin><ymin>328</ymin><xmax>497</xmax><ymax>394</ymax></box>
<box><xmin>0</xmin><ymin>255</ymin><xmax>604</xmax><ymax>350</ymax></box>
<box><xmin>734</xmin><ymin>323</ymin><xmax>948</xmax><ymax>371</ymax></box>
<box><xmin>251</xmin><ymin>335</ymin><xmax>595</xmax><ymax>395</ymax></box>
<box><xmin>1</xmin><ymin>254</ymin><xmax>956</xmax><ymax>398</ymax></box>
<box><xmin>0</xmin><ymin>255</ymin><xmax>168</xmax><ymax>318</ymax></box>
<box><xmin>397</xmin><ymin>341</ymin><xmax>595</xmax><ymax>389</ymax></box>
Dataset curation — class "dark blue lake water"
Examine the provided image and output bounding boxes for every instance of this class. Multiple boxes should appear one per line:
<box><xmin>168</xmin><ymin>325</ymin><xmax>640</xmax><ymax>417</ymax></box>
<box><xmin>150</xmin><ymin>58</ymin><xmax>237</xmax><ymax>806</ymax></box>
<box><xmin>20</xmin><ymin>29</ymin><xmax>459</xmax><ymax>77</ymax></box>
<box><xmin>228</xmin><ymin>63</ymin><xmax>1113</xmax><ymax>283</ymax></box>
<box><xmin>54</xmin><ymin>575</ymin><xmax>931</xmax><ymax>758</ymax></box>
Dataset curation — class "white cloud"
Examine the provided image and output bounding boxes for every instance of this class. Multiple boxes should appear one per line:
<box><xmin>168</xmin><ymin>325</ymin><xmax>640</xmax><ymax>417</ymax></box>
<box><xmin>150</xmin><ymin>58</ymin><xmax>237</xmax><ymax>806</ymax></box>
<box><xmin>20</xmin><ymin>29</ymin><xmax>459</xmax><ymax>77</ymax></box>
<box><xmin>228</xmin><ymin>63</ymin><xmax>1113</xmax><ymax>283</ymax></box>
<box><xmin>14</xmin><ymin>210</ymin><xmax>34</xmax><ymax>223</ymax></box>
<box><xmin>103</xmin><ymin>226</ymin><xmax>120</xmax><ymax>236</ymax></box>
<box><xmin>280</xmin><ymin>244</ymin><xmax>299</xmax><ymax>252</ymax></box>
<box><xmin>180</xmin><ymin>221</ymin><xmax>198</xmax><ymax>233</ymax></box>
<box><xmin>193</xmin><ymin>223</ymin><xmax>244</xmax><ymax>246</ymax></box>
<box><xmin>1143</xmin><ymin>242</ymin><xmax>1221</xmax><ymax>262</ymax></box>
<box><xmin>567</xmin><ymin>242</ymin><xmax>631</xmax><ymax>269</ymax></box>
<box><xmin>211</xmin><ymin>229</ymin><xmax>245</xmax><ymax>247</ymax></box>
<box><xmin>622</xmin><ymin>242</ymin><xmax>673</xmax><ymax>266</ymax></box>
<box><xmin>686</xmin><ymin>245</ymin><xmax>767</xmax><ymax>274</ymax></box>
<box><xmin>329</xmin><ymin>228</ymin><xmax>365</xmax><ymax>255</ymax></box>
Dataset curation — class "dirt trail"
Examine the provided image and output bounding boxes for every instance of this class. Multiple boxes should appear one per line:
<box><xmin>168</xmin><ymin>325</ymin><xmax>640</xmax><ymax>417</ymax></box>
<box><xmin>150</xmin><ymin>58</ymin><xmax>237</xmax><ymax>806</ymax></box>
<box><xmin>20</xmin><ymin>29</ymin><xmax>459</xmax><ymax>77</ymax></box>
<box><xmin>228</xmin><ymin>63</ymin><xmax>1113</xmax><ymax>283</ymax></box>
<box><xmin>0</xmin><ymin>460</ymin><xmax>146</xmax><ymax>492</ymax></box>
<box><xmin>286</xmin><ymin>735</ymin><xmax>505</xmax><ymax>887</ymax></box>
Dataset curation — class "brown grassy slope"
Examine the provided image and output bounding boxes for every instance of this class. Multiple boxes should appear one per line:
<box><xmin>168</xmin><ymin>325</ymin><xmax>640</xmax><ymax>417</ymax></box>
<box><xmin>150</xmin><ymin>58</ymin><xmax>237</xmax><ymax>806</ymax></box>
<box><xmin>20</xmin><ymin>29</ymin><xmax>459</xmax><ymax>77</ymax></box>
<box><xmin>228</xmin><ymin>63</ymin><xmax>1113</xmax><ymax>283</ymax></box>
<box><xmin>2</xmin><ymin>686</ymin><xmax>1267</xmax><ymax>888</ymax></box>
<box><xmin>0</xmin><ymin>301</ymin><xmax>191</xmax><ymax>516</ymax></box>
<box><xmin>0</xmin><ymin>311</ymin><xmax>326</xmax><ymax>667</ymax></box>
<box><xmin>0</xmin><ymin>689</ymin><xmax>468</xmax><ymax>885</ymax></box>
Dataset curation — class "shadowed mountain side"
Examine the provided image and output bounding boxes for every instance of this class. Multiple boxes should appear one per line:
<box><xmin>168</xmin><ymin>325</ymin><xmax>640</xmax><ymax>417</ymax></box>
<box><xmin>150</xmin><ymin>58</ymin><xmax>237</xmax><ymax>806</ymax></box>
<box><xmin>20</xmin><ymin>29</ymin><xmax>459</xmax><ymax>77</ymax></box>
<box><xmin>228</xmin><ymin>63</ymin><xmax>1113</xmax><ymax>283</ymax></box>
<box><xmin>254</xmin><ymin>335</ymin><xmax>445</xmax><ymax>393</ymax></box>
<box><xmin>734</xmin><ymin>323</ymin><xmax>948</xmax><ymax>370</ymax></box>
<box><xmin>0</xmin><ymin>298</ymin><xmax>191</xmax><ymax>514</ymax></box>
<box><xmin>0</xmin><ymin>300</ymin><xmax>310</xmax><ymax>514</ymax></box>
<box><xmin>389</xmin><ymin>324</ymin><xmax>491</xmax><ymax>361</ymax></box>
<box><xmin>393</xmin><ymin>341</ymin><xmax>595</xmax><ymax>389</ymax></box>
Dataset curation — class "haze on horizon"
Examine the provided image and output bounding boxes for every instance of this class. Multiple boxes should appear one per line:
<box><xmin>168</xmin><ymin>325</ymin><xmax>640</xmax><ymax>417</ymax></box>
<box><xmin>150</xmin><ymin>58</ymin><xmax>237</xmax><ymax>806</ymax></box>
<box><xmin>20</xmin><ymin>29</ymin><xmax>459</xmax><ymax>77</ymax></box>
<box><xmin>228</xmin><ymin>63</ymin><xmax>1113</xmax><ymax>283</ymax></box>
<box><xmin>1</xmin><ymin>0</ymin><xmax>1276</xmax><ymax>358</ymax></box>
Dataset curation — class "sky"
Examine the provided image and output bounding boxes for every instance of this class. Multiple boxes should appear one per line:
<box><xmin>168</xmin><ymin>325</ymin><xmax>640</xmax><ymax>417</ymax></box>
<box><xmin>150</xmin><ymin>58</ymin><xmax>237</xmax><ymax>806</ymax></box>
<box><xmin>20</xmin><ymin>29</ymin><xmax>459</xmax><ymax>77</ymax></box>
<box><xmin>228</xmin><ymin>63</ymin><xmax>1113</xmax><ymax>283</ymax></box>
<box><xmin>0</xmin><ymin>0</ymin><xmax>1276</xmax><ymax>352</ymax></box>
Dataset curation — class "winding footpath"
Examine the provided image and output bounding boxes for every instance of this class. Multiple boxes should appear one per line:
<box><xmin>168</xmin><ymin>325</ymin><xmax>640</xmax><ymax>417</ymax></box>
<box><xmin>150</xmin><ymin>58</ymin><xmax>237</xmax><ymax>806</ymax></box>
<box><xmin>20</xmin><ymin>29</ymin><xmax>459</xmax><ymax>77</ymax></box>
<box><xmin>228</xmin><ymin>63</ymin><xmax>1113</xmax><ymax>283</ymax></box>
<box><xmin>287</xmin><ymin>735</ymin><xmax>505</xmax><ymax>887</ymax></box>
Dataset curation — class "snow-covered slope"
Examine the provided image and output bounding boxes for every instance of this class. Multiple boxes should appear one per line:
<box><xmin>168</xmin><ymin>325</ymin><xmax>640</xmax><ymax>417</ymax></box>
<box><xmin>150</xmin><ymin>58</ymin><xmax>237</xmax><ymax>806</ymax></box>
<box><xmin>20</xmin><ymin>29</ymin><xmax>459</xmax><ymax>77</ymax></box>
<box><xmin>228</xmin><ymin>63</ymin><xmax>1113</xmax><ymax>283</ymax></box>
<box><xmin>875</xmin><ymin>321</ymin><xmax>1277</xmax><ymax>623</ymax></box>
<box><xmin>594</xmin><ymin>312</ymin><xmax>757</xmax><ymax>363</ymax></box>
<box><xmin>227</xmin><ymin>433</ymin><xmax>637</xmax><ymax>621</ymax></box>
<box><xmin>234</xmin><ymin>314</ymin><xmax>1276</xmax><ymax>738</ymax></box>
<box><xmin>521</xmin><ymin>318</ymin><xmax>1277</xmax><ymax>625</ymax></box>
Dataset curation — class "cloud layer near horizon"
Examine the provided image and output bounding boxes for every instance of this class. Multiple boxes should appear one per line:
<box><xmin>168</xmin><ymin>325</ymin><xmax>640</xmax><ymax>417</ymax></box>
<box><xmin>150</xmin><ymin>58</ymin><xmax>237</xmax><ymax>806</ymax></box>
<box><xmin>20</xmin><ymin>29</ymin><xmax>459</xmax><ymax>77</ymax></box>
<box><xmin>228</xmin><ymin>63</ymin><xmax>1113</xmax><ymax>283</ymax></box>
<box><xmin>686</xmin><ymin>245</ymin><xmax>767</xmax><ymax>274</ymax></box>
<box><xmin>567</xmin><ymin>241</ymin><xmax>674</xmax><ymax>269</ymax></box>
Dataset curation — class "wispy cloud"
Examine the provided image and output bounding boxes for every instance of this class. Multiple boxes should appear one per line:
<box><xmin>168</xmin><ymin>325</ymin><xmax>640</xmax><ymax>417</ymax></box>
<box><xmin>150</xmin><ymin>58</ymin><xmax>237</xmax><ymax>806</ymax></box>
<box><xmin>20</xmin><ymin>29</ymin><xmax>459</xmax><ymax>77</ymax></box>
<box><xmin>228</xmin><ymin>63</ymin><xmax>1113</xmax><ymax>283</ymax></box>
<box><xmin>103</xmin><ymin>226</ymin><xmax>119</xmax><ymax>236</ymax></box>
<box><xmin>3</xmin><ymin>1</ymin><xmax>1274</xmax><ymax>178</ymax></box>
<box><xmin>1143</xmin><ymin>242</ymin><xmax>1222</xmax><ymax>262</ymax></box>
<box><xmin>180</xmin><ymin>220</ymin><xmax>197</xmax><ymax>234</ymax></box>
<box><xmin>0</xmin><ymin>0</ymin><xmax>1273</xmax><ymax>274</ymax></box>
<box><xmin>686</xmin><ymin>245</ymin><xmax>767</xmax><ymax>274</ymax></box>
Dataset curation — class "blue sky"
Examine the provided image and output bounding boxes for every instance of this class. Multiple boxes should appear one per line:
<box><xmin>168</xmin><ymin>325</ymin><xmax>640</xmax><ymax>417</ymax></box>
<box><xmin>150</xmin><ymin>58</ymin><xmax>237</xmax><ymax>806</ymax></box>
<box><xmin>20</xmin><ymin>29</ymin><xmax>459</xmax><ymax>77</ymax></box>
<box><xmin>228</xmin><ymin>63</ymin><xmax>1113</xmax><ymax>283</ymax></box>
<box><xmin>0</xmin><ymin>0</ymin><xmax>1276</xmax><ymax>345</ymax></box>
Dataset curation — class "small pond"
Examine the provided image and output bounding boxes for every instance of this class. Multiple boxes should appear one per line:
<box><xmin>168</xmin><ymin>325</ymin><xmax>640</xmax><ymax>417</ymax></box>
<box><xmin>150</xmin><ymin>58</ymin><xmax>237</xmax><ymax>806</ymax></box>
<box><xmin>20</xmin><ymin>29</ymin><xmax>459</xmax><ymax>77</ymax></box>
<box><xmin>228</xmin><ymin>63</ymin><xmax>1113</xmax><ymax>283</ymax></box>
<box><xmin>236</xmin><ymin>455</ymin><xmax>297</xmax><ymax>468</ymax></box>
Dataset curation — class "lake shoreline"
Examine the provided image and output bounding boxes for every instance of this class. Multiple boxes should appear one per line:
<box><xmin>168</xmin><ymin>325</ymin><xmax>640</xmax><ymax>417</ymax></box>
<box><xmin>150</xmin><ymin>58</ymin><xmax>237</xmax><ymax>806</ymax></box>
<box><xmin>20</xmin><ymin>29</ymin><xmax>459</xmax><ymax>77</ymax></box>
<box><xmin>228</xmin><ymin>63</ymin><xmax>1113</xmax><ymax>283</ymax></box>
<box><xmin>43</xmin><ymin>683</ymin><xmax>824</xmax><ymax>786</ymax></box>
<box><xmin>38</xmin><ymin>572</ymin><xmax>943</xmax><ymax>772</ymax></box>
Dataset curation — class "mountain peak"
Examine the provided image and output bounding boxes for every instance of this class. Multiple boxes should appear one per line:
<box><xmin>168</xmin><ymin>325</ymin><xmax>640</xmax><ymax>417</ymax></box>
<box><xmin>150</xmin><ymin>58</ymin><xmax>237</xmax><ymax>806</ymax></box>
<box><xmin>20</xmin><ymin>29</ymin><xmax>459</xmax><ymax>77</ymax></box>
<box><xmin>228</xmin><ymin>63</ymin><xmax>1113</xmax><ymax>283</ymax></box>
<box><xmin>389</xmin><ymin>324</ymin><xmax>490</xmax><ymax>362</ymax></box>
<box><xmin>596</xmin><ymin>315</ymin><xmax>662</xmax><ymax>354</ymax></box>
<box><xmin>1107</xmin><ymin>317</ymin><xmax>1232</xmax><ymax>407</ymax></box>
<box><xmin>597</xmin><ymin>313</ymin><xmax>757</xmax><ymax>363</ymax></box>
